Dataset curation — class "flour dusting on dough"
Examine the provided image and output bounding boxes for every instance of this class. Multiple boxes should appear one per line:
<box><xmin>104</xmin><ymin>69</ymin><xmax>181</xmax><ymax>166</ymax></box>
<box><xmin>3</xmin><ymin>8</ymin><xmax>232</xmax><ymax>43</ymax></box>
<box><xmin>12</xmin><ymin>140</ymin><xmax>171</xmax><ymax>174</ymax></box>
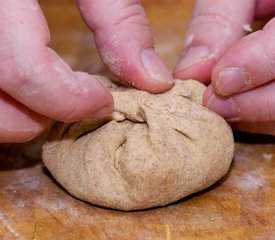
<box><xmin>43</xmin><ymin>79</ymin><xmax>234</xmax><ymax>211</ymax></box>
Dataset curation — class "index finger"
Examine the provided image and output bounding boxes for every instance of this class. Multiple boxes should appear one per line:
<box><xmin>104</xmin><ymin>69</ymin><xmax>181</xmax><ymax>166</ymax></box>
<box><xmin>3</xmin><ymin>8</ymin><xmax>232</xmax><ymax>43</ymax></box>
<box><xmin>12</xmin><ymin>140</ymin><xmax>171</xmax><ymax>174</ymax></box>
<box><xmin>0</xmin><ymin>0</ymin><xmax>113</xmax><ymax>122</ymax></box>
<box><xmin>173</xmin><ymin>0</ymin><xmax>256</xmax><ymax>84</ymax></box>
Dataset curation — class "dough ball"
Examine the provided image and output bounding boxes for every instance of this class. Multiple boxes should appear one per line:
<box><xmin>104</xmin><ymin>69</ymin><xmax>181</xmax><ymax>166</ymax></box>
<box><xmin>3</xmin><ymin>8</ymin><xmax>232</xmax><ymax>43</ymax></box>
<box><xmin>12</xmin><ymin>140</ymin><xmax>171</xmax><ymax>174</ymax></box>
<box><xmin>42</xmin><ymin>80</ymin><xmax>234</xmax><ymax>211</ymax></box>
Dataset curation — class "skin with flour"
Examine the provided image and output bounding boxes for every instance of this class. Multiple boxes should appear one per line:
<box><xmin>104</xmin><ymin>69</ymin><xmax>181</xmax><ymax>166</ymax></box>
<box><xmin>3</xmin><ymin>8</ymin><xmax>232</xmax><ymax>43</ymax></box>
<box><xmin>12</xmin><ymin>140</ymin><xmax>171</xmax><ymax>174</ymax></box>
<box><xmin>1</xmin><ymin>0</ymin><xmax>275</xmax><ymax>142</ymax></box>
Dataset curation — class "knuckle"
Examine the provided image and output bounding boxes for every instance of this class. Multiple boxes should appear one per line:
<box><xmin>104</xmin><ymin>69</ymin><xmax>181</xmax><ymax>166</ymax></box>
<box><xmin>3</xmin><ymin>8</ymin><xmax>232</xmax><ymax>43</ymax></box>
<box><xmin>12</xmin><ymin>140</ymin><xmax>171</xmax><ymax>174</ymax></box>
<box><xmin>113</xmin><ymin>1</ymin><xmax>147</xmax><ymax>27</ymax></box>
<box><xmin>0</xmin><ymin>48</ymin><xmax>32</xmax><ymax>92</ymax></box>
<box><xmin>189</xmin><ymin>11</ymin><xmax>232</xmax><ymax>32</ymax></box>
<box><xmin>93</xmin><ymin>0</ymin><xmax>148</xmax><ymax>30</ymax></box>
<box><xmin>9</xmin><ymin>62</ymin><xmax>37</xmax><ymax>97</ymax></box>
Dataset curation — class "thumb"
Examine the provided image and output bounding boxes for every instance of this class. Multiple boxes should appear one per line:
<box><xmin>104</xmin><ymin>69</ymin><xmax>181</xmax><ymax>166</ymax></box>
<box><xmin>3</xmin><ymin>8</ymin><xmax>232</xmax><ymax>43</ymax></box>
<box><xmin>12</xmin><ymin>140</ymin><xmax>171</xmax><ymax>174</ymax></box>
<box><xmin>77</xmin><ymin>0</ymin><xmax>173</xmax><ymax>93</ymax></box>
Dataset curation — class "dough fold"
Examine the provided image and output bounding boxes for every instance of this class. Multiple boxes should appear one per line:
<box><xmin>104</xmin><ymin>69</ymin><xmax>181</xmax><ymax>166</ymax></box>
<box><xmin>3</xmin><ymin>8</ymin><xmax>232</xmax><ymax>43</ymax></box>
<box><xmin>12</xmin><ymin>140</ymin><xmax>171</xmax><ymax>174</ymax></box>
<box><xmin>42</xmin><ymin>80</ymin><xmax>234</xmax><ymax>211</ymax></box>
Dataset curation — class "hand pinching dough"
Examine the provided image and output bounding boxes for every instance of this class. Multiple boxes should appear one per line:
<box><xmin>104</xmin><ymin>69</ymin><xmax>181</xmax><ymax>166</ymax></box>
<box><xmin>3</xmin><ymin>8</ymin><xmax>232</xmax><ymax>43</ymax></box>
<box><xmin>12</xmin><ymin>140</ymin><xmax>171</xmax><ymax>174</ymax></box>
<box><xmin>42</xmin><ymin>80</ymin><xmax>234</xmax><ymax>211</ymax></box>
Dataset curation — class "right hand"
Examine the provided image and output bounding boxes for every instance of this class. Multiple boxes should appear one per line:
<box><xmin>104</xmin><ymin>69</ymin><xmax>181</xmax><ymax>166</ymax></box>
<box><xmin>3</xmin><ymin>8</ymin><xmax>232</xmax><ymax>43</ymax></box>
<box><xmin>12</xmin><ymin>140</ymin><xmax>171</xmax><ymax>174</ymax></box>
<box><xmin>174</xmin><ymin>0</ymin><xmax>275</xmax><ymax>135</ymax></box>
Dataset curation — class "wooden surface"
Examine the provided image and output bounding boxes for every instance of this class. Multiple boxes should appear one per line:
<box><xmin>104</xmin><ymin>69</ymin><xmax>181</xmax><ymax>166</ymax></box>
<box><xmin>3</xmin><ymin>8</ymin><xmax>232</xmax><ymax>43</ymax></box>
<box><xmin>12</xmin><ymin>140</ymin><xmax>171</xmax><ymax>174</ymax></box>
<box><xmin>1</xmin><ymin>0</ymin><xmax>275</xmax><ymax>239</ymax></box>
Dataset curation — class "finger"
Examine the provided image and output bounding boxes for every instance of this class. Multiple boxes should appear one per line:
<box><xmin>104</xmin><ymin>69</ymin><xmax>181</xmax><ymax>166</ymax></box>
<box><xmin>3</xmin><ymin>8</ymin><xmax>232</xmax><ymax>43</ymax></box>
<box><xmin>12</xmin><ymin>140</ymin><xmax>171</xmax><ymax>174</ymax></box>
<box><xmin>232</xmin><ymin>122</ymin><xmax>275</xmax><ymax>136</ymax></box>
<box><xmin>204</xmin><ymin>82</ymin><xmax>275</xmax><ymax>122</ymax></box>
<box><xmin>255</xmin><ymin>0</ymin><xmax>275</xmax><ymax>18</ymax></box>
<box><xmin>0</xmin><ymin>90</ymin><xmax>50</xmax><ymax>143</ymax></box>
<box><xmin>211</xmin><ymin>18</ymin><xmax>275</xmax><ymax>96</ymax></box>
<box><xmin>77</xmin><ymin>0</ymin><xmax>173</xmax><ymax>93</ymax></box>
<box><xmin>0</xmin><ymin>0</ymin><xmax>113</xmax><ymax>122</ymax></box>
<box><xmin>173</xmin><ymin>0</ymin><xmax>255</xmax><ymax>84</ymax></box>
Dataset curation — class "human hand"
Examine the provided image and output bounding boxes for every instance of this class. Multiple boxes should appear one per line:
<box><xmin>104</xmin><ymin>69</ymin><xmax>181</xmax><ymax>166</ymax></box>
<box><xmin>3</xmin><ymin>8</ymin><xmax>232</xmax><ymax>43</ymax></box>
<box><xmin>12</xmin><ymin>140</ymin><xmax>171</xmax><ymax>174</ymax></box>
<box><xmin>1</xmin><ymin>0</ymin><xmax>175</xmax><ymax>143</ymax></box>
<box><xmin>173</xmin><ymin>0</ymin><xmax>275</xmax><ymax>135</ymax></box>
<box><xmin>77</xmin><ymin>0</ymin><xmax>174</xmax><ymax>92</ymax></box>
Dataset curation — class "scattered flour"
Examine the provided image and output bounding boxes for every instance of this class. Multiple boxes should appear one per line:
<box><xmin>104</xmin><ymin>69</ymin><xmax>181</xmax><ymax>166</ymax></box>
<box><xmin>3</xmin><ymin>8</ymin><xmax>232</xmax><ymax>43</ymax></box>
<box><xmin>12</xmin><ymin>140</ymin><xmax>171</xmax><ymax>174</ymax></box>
<box><xmin>243</xmin><ymin>24</ymin><xmax>253</xmax><ymax>33</ymax></box>
<box><xmin>184</xmin><ymin>34</ymin><xmax>194</xmax><ymax>48</ymax></box>
<box><xmin>262</xmin><ymin>152</ymin><xmax>273</xmax><ymax>161</ymax></box>
<box><xmin>232</xmin><ymin>170</ymin><xmax>268</xmax><ymax>191</ymax></box>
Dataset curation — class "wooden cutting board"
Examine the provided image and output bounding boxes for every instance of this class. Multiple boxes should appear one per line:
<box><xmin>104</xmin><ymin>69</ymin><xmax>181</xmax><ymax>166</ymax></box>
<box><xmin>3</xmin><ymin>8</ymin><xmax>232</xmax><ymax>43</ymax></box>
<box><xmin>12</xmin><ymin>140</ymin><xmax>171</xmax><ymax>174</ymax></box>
<box><xmin>1</xmin><ymin>0</ymin><xmax>274</xmax><ymax>239</ymax></box>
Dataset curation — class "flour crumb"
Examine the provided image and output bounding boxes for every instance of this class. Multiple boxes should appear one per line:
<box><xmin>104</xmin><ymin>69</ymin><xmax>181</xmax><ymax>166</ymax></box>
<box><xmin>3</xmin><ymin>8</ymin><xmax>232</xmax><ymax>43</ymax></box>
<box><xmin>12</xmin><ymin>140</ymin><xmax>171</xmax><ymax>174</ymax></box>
<box><xmin>243</xmin><ymin>24</ymin><xmax>253</xmax><ymax>33</ymax></box>
<box><xmin>184</xmin><ymin>34</ymin><xmax>194</xmax><ymax>47</ymax></box>
<box><xmin>262</xmin><ymin>152</ymin><xmax>273</xmax><ymax>161</ymax></box>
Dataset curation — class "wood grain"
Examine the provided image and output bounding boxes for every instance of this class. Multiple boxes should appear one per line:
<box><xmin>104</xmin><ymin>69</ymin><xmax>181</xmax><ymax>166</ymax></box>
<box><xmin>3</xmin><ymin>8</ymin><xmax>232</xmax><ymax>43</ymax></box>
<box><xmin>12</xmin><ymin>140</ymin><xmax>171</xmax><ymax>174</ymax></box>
<box><xmin>1</xmin><ymin>140</ymin><xmax>275</xmax><ymax>239</ymax></box>
<box><xmin>0</xmin><ymin>0</ymin><xmax>274</xmax><ymax>239</ymax></box>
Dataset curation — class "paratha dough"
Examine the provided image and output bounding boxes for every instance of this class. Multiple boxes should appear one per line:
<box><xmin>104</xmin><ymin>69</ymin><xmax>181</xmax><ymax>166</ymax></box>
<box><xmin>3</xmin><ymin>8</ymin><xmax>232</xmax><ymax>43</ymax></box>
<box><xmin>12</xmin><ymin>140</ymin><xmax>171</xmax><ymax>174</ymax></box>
<box><xmin>42</xmin><ymin>80</ymin><xmax>234</xmax><ymax>211</ymax></box>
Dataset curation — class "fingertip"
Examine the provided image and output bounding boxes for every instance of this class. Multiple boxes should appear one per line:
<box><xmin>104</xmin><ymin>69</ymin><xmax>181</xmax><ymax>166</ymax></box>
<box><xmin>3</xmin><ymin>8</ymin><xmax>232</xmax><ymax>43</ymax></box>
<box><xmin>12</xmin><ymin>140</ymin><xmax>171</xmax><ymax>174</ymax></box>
<box><xmin>135</xmin><ymin>73</ymin><xmax>174</xmax><ymax>94</ymax></box>
<box><xmin>8</xmin><ymin>119</ymin><xmax>50</xmax><ymax>143</ymax></box>
<box><xmin>202</xmin><ymin>84</ymin><xmax>215</xmax><ymax>107</ymax></box>
<box><xmin>88</xmin><ymin>103</ymin><xmax>114</xmax><ymax>120</ymax></box>
<box><xmin>139</xmin><ymin>47</ymin><xmax>174</xmax><ymax>92</ymax></box>
<box><xmin>119</xmin><ymin>47</ymin><xmax>175</xmax><ymax>94</ymax></box>
<box><xmin>212</xmin><ymin>67</ymin><xmax>251</xmax><ymax>96</ymax></box>
<box><xmin>173</xmin><ymin>45</ymin><xmax>214</xmax><ymax>85</ymax></box>
<box><xmin>17</xmin><ymin>116</ymin><xmax>51</xmax><ymax>143</ymax></box>
<box><xmin>79</xmin><ymin>0</ymin><xmax>173</xmax><ymax>94</ymax></box>
<box><xmin>99</xmin><ymin>43</ymin><xmax>174</xmax><ymax>94</ymax></box>
<box><xmin>174</xmin><ymin>45</ymin><xmax>210</xmax><ymax>71</ymax></box>
<box><xmin>0</xmin><ymin>91</ymin><xmax>51</xmax><ymax>143</ymax></box>
<box><xmin>210</xmin><ymin>25</ymin><xmax>275</xmax><ymax>97</ymax></box>
<box><xmin>203</xmin><ymin>85</ymin><xmax>240</xmax><ymax>121</ymax></box>
<box><xmin>174</xmin><ymin>0</ymin><xmax>256</xmax><ymax>85</ymax></box>
<box><xmin>173</xmin><ymin>60</ymin><xmax>212</xmax><ymax>85</ymax></box>
<box><xmin>135</xmin><ymin>78</ymin><xmax>174</xmax><ymax>94</ymax></box>
<box><xmin>58</xmin><ymin>72</ymin><xmax>114</xmax><ymax>122</ymax></box>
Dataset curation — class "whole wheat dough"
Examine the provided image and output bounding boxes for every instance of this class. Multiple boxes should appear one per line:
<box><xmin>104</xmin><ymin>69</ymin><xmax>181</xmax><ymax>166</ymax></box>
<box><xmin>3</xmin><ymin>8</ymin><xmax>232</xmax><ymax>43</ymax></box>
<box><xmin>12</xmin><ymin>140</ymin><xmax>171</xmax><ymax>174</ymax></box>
<box><xmin>42</xmin><ymin>80</ymin><xmax>234</xmax><ymax>211</ymax></box>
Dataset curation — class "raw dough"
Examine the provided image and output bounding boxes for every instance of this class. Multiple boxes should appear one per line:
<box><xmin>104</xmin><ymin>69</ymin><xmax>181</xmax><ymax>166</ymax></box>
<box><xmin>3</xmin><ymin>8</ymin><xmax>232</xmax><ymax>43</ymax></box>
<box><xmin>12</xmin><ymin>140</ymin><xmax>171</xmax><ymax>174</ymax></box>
<box><xmin>42</xmin><ymin>80</ymin><xmax>234</xmax><ymax>211</ymax></box>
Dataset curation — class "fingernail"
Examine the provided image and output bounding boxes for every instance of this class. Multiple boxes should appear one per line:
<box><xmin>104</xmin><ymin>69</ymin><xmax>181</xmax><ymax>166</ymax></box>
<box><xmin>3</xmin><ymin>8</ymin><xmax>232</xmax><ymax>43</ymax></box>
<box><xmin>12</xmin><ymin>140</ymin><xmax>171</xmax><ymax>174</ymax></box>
<box><xmin>216</xmin><ymin>67</ymin><xmax>250</xmax><ymax>95</ymax></box>
<box><xmin>90</xmin><ymin>103</ymin><xmax>114</xmax><ymax>120</ymax></box>
<box><xmin>141</xmin><ymin>47</ymin><xmax>173</xmax><ymax>82</ymax></box>
<box><xmin>207</xmin><ymin>94</ymin><xmax>240</xmax><ymax>121</ymax></box>
<box><xmin>174</xmin><ymin>45</ymin><xmax>210</xmax><ymax>72</ymax></box>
